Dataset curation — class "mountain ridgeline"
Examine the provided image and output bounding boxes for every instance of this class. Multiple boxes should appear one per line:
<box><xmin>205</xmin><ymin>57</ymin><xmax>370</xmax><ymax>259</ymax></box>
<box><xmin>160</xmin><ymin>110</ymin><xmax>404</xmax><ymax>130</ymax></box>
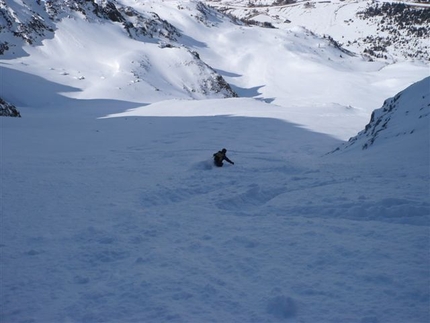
<box><xmin>0</xmin><ymin>0</ymin><xmax>428</xmax><ymax>125</ymax></box>
<box><xmin>0</xmin><ymin>0</ymin><xmax>180</xmax><ymax>55</ymax></box>
<box><xmin>206</xmin><ymin>0</ymin><xmax>430</xmax><ymax>61</ymax></box>
<box><xmin>333</xmin><ymin>77</ymin><xmax>430</xmax><ymax>154</ymax></box>
<box><xmin>0</xmin><ymin>0</ymin><xmax>238</xmax><ymax>116</ymax></box>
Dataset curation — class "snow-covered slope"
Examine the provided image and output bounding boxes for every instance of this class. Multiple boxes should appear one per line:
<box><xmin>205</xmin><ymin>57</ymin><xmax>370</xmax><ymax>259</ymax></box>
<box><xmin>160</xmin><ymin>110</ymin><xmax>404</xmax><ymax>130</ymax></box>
<box><xmin>1</xmin><ymin>1</ymin><xmax>429</xmax><ymax>323</ymax></box>
<box><xmin>2</xmin><ymin>0</ymin><xmax>428</xmax><ymax>139</ymax></box>
<box><xmin>2</xmin><ymin>86</ymin><xmax>429</xmax><ymax>323</ymax></box>
<box><xmin>336</xmin><ymin>76</ymin><xmax>430</xmax><ymax>155</ymax></box>
<box><xmin>0</xmin><ymin>0</ymin><xmax>237</xmax><ymax>102</ymax></box>
<box><xmin>204</xmin><ymin>0</ymin><xmax>430</xmax><ymax>61</ymax></box>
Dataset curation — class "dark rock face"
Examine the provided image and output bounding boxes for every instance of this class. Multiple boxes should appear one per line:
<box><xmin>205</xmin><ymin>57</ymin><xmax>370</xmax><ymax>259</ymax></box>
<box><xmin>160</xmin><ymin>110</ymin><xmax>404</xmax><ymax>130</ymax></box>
<box><xmin>0</xmin><ymin>0</ymin><xmax>54</xmax><ymax>54</ymax></box>
<box><xmin>0</xmin><ymin>97</ymin><xmax>21</xmax><ymax>117</ymax></box>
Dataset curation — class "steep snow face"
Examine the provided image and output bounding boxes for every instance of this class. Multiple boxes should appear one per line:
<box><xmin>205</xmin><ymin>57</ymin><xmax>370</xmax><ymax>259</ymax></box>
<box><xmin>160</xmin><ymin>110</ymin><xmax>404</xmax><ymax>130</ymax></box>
<box><xmin>1</xmin><ymin>1</ymin><xmax>429</xmax><ymax>323</ymax></box>
<box><xmin>1</xmin><ymin>84</ymin><xmax>429</xmax><ymax>323</ymax></box>
<box><xmin>335</xmin><ymin>76</ymin><xmax>430</xmax><ymax>160</ymax></box>
<box><xmin>0</xmin><ymin>0</ymin><xmax>180</xmax><ymax>55</ymax></box>
<box><xmin>0</xmin><ymin>0</ymin><xmax>237</xmax><ymax>100</ymax></box>
<box><xmin>0</xmin><ymin>0</ymin><xmax>55</xmax><ymax>57</ymax></box>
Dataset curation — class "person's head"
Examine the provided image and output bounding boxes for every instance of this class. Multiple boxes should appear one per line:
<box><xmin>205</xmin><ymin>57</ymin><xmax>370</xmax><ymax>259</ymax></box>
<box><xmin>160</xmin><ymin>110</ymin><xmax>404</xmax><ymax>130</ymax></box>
<box><xmin>222</xmin><ymin>148</ymin><xmax>227</xmax><ymax>153</ymax></box>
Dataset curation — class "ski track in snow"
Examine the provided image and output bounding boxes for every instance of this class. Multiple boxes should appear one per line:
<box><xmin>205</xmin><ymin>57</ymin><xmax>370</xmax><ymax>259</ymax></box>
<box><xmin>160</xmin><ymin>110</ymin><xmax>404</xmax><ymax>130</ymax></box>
<box><xmin>1</xmin><ymin>105</ymin><xmax>429</xmax><ymax>323</ymax></box>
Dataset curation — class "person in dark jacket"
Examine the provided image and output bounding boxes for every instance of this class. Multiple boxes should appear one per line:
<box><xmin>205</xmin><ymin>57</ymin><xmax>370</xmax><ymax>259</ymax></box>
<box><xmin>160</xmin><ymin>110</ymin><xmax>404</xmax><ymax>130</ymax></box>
<box><xmin>213</xmin><ymin>148</ymin><xmax>234</xmax><ymax>167</ymax></box>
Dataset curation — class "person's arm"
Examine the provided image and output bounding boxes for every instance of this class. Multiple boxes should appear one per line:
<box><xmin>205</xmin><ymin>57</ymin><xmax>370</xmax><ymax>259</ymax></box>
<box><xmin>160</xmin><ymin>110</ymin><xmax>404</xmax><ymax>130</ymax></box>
<box><xmin>224</xmin><ymin>156</ymin><xmax>234</xmax><ymax>165</ymax></box>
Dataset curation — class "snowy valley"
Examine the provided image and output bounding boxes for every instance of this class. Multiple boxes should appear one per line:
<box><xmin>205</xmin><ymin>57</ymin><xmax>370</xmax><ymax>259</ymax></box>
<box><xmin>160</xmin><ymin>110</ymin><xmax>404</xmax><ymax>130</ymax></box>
<box><xmin>206</xmin><ymin>0</ymin><xmax>430</xmax><ymax>60</ymax></box>
<box><xmin>0</xmin><ymin>0</ymin><xmax>429</xmax><ymax>322</ymax></box>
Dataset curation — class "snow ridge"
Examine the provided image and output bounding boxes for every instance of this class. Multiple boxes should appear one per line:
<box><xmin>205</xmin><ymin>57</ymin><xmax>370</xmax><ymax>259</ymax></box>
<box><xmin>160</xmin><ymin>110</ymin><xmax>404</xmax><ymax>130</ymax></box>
<box><xmin>336</xmin><ymin>76</ymin><xmax>430</xmax><ymax>152</ymax></box>
<box><xmin>0</xmin><ymin>0</ymin><xmax>238</xmax><ymax>101</ymax></box>
<box><xmin>0</xmin><ymin>0</ymin><xmax>55</xmax><ymax>56</ymax></box>
<box><xmin>0</xmin><ymin>0</ymin><xmax>181</xmax><ymax>52</ymax></box>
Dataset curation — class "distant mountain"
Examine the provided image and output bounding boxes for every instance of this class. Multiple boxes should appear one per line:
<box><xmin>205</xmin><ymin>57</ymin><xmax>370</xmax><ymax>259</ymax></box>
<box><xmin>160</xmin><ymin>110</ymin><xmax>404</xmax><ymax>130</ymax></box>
<box><xmin>204</xmin><ymin>0</ymin><xmax>430</xmax><ymax>61</ymax></box>
<box><xmin>1</xmin><ymin>0</ymin><xmax>428</xmax><ymax>126</ymax></box>
<box><xmin>0</xmin><ymin>0</ymin><xmax>238</xmax><ymax>102</ymax></box>
<box><xmin>333</xmin><ymin>77</ymin><xmax>430</xmax><ymax>152</ymax></box>
<box><xmin>0</xmin><ymin>0</ymin><xmax>180</xmax><ymax>56</ymax></box>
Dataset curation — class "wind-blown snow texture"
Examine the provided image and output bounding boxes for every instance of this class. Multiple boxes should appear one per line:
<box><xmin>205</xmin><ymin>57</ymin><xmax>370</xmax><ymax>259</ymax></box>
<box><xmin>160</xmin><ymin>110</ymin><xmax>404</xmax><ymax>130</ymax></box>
<box><xmin>1</xmin><ymin>0</ymin><xmax>429</xmax><ymax>323</ymax></box>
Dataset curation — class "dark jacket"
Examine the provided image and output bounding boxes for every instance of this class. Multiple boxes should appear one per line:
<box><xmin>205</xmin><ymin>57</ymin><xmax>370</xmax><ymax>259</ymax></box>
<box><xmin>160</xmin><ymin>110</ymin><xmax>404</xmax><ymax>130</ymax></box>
<box><xmin>213</xmin><ymin>150</ymin><xmax>234</xmax><ymax>167</ymax></box>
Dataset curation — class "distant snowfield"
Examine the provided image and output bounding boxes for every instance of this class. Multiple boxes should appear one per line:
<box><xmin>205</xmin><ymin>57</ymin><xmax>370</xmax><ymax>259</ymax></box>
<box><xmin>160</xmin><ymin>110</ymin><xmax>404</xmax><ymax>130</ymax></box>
<box><xmin>205</xmin><ymin>0</ymin><xmax>430</xmax><ymax>61</ymax></box>
<box><xmin>1</xmin><ymin>1</ymin><xmax>429</xmax><ymax>322</ymax></box>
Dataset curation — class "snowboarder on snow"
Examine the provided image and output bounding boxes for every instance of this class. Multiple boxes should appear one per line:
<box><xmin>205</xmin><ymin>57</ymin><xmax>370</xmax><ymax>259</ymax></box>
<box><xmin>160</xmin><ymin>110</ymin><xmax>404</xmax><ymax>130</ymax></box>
<box><xmin>213</xmin><ymin>148</ymin><xmax>234</xmax><ymax>167</ymax></box>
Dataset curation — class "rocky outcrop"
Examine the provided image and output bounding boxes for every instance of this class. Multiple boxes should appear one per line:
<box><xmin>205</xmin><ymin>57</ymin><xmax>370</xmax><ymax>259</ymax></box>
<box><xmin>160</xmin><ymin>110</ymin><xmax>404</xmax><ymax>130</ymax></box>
<box><xmin>333</xmin><ymin>77</ymin><xmax>430</xmax><ymax>152</ymax></box>
<box><xmin>0</xmin><ymin>97</ymin><xmax>21</xmax><ymax>117</ymax></box>
<box><xmin>0</xmin><ymin>0</ymin><xmax>54</xmax><ymax>55</ymax></box>
<box><xmin>0</xmin><ymin>0</ymin><xmax>237</xmax><ymax>99</ymax></box>
<box><xmin>0</xmin><ymin>0</ymin><xmax>180</xmax><ymax>57</ymax></box>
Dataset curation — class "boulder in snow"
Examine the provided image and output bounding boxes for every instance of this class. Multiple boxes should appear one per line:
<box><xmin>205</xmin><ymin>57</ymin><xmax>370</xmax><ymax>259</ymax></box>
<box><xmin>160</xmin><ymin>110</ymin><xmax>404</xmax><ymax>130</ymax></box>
<box><xmin>0</xmin><ymin>97</ymin><xmax>21</xmax><ymax>117</ymax></box>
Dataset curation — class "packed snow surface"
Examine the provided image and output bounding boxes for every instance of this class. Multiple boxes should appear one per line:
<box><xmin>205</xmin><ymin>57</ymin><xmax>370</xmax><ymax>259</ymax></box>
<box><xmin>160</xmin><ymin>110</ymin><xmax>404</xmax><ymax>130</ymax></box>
<box><xmin>1</xmin><ymin>0</ymin><xmax>429</xmax><ymax>322</ymax></box>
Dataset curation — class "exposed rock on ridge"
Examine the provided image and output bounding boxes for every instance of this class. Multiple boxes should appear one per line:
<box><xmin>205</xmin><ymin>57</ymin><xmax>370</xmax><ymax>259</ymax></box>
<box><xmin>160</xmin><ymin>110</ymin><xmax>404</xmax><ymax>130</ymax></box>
<box><xmin>0</xmin><ymin>0</ymin><xmax>238</xmax><ymax>99</ymax></box>
<box><xmin>333</xmin><ymin>77</ymin><xmax>430</xmax><ymax>152</ymax></box>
